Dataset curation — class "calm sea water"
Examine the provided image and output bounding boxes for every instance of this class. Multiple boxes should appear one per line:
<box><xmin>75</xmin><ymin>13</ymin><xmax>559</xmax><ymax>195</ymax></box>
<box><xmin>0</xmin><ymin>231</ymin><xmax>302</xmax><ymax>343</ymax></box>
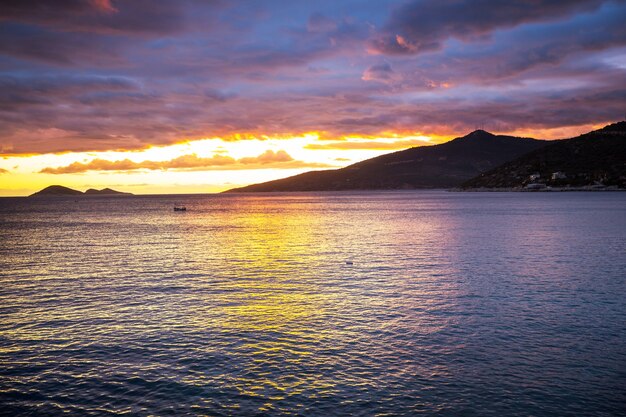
<box><xmin>0</xmin><ymin>191</ymin><xmax>625</xmax><ymax>416</ymax></box>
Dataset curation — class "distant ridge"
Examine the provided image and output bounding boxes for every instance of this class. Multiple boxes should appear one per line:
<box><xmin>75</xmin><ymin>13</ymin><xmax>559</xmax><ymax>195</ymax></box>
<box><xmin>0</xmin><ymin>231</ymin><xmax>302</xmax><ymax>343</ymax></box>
<box><xmin>84</xmin><ymin>187</ymin><xmax>132</xmax><ymax>196</ymax></box>
<box><xmin>225</xmin><ymin>130</ymin><xmax>546</xmax><ymax>192</ymax></box>
<box><xmin>29</xmin><ymin>185</ymin><xmax>133</xmax><ymax>197</ymax></box>
<box><xmin>462</xmin><ymin>122</ymin><xmax>626</xmax><ymax>189</ymax></box>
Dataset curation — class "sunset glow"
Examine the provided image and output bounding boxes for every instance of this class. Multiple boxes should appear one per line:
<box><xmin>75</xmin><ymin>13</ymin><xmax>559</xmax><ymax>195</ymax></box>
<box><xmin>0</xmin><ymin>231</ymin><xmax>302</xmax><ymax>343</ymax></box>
<box><xmin>1</xmin><ymin>0</ymin><xmax>624</xmax><ymax>195</ymax></box>
<box><xmin>0</xmin><ymin>132</ymin><xmax>453</xmax><ymax>195</ymax></box>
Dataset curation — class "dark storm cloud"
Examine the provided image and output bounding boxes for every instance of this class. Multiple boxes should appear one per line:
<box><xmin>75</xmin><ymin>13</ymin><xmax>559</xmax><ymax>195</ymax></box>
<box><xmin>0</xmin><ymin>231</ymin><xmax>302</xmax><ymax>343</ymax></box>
<box><xmin>368</xmin><ymin>0</ymin><xmax>617</xmax><ymax>55</ymax></box>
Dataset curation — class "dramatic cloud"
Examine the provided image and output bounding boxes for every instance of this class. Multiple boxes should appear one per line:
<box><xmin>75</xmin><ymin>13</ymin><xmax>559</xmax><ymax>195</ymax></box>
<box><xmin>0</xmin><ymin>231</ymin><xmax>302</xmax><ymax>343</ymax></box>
<box><xmin>368</xmin><ymin>0</ymin><xmax>615</xmax><ymax>55</ymax></box>
<box><xmin>0</xmin><ymin>0</ymin><xmax>624</xmax><ymax>156</ymax></box>
<box><xmin>39</xmin><ymin>150</ymin><xmax>333</xmax><ymax>174</ymax></box>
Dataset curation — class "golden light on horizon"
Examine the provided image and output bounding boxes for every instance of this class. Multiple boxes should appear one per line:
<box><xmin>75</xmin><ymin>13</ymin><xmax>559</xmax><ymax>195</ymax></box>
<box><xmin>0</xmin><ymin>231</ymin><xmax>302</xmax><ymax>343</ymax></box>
<box><xmin>0</xmin><ymin>120</ymin><xmax>608</xmax><ymax>197</ymax></box>
<box><xmin>0</xmin><ymin>132</ymin><xmax>450</xmax><ymax>196</ymax></box>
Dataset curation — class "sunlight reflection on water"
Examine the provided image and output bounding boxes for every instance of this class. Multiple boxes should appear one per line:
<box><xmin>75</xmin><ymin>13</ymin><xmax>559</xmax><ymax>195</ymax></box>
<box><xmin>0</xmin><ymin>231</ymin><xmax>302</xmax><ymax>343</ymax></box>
<box><xmin>1</xmin><ymin>191</ymin><xmax>625</xmax><ymax>416</ymax></box>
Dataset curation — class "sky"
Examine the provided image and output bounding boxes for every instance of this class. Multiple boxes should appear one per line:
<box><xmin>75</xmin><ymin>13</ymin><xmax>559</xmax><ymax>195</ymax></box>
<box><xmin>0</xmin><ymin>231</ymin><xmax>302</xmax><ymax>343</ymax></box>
<box><xmin>1</xmin><ymin>0</ymin><xmax>625</xmax><ymax>195</ymax></box>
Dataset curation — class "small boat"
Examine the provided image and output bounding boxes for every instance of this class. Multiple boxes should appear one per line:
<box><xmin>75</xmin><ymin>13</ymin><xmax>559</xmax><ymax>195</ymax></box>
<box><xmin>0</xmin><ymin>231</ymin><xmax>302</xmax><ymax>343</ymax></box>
<box><xmin>173</xmin><ymin>206</ymin><xmax>187</xmax><ymax>212</ymax></box>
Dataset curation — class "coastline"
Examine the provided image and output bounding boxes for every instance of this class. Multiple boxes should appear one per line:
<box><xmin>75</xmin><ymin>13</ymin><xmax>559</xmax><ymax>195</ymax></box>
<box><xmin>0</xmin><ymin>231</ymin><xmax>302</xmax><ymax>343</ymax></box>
<box><xmin>455</xmin><ymin>186</ymin><xmax>626</xmax><ymax>192</ymax></box>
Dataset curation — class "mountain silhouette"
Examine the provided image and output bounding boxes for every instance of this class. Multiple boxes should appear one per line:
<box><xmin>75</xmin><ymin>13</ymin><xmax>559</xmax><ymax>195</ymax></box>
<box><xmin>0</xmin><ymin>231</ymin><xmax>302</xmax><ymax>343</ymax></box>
<box><xmin>462</xmin><ymin>122</ymin><xmax>626</xmax><ymax>189</ymax></box>
<box><xmin>225</xmin><ymin>130</ymin><xmax>546</xmax><ymax>192</ymax></box>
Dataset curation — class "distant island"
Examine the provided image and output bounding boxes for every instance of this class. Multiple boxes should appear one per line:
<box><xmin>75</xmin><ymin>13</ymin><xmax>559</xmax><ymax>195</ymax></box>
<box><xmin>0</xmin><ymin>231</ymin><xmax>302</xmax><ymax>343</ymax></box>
<box><xmin>225</xmin><ymin>122</ymin><xmax>626</xmax><ymax>192</ymax></box>
<box><xmin>29</xmin><ymin>185</ymin><xmax>133</xmax><ymax>197</ymax></box>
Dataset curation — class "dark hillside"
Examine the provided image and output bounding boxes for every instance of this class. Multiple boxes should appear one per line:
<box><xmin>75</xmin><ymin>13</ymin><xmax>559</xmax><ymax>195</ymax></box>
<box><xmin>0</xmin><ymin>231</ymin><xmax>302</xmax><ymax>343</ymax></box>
<box><xmin>226</xmin><ymin>131</ymin><xmax>546</xmax><ymax>192</ymax></box>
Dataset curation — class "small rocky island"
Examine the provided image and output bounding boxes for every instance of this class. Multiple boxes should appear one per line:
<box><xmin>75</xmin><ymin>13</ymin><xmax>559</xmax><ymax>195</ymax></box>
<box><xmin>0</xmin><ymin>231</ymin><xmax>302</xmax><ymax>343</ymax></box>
<box><xmin>29</xmin><ymin>185</ymin><xmax>133</xmax><ymax>197</ymax></box>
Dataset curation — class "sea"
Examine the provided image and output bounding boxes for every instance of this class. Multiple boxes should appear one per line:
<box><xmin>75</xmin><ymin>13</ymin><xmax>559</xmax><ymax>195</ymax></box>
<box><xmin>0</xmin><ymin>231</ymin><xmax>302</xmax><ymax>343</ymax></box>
<box><xmin>1</xmin><ymin>191</ymin><xmax>625</xmax><ymax>416</ymax></box>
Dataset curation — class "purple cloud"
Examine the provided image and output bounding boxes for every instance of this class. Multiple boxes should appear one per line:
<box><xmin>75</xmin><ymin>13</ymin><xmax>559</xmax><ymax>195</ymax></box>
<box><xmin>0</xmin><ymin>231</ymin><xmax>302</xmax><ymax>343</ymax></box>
<box><xmin>0</xmin><ymin>0</ymin><xmax>193</xmax><ymax>36</ymax></box>
<box><xmin>368</xmin><ymin>0</ymin><xmax>615</xmax><ymax>55</ymax></box>
<box><xmin>0</xmin><ymin>0</ymin><xmax>624</xmax><ymax>155</ymax></box>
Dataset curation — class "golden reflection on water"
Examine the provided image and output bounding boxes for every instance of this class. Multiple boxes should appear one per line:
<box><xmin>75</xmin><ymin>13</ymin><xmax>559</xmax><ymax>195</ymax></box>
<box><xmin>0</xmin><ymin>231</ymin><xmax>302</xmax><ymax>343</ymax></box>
<box><xmin>0</xmin><ymin>194</ymin><xmax>457</xmax><ymax>413</ymax></box>
<box><xmin>162</xmin><ymin>198</ymin><xmax>347</xmax><ymax>403</ymax></box>
<box><xmin>2</xmin><ymin>192</ymin><xmax>625</xmax><ymax>415</ymax></box>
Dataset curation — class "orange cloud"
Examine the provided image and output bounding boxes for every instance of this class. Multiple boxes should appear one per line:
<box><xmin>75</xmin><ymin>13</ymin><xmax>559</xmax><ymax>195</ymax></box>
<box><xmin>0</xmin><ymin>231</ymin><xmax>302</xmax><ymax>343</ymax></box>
<box><xmin>305</xmin><ymin>138</ymin><xmax>430</xmax><ymax>150</ymax></box>
<box><xmin>396</xmin><ymin>35</ymin><xmax>418</xmax><ymax>53</ymax></box>
<box><xmin>502</xmin><ymin>122</ymin><xmax>609</xmax><ymax>140</ymax></box>
<box><xmin>40</xmin><ymin>150</ymin><xmax>333</xmax><ymax>174</ymax></box>
<box><xmin>238</xmin><ymin>149</ymin><xmax>293</xmax><ymax>164</ymax></box>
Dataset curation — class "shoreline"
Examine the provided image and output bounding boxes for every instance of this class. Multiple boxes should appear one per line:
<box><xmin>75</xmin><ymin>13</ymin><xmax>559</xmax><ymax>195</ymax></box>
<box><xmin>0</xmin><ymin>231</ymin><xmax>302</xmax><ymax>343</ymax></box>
<box><xmin>455</xmin><ymin>186</ymin><xmax>626</xmax><ymax>192</ymax></box>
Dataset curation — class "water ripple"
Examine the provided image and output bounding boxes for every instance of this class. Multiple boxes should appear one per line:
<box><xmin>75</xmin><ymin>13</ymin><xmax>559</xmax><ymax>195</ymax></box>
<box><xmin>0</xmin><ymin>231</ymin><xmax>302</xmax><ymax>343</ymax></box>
<box><xmin>1</xmin><ymin>192</ymin><xmax>625</xmax><ymax>416</ymax></box>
